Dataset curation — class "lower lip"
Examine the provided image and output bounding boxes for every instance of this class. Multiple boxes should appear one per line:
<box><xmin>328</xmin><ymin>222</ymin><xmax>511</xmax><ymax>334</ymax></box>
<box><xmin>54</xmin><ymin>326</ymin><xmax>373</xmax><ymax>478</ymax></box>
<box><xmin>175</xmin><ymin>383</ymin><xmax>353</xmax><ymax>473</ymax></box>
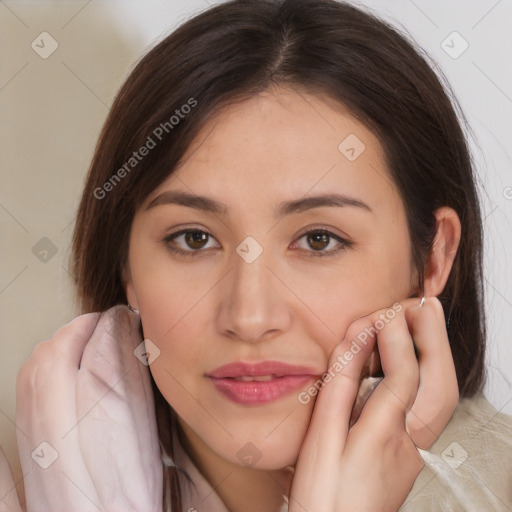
<box><xmin>208</xmin><ymin>375</ymin><xmax>314</xmax><ymax>405</ymax></box>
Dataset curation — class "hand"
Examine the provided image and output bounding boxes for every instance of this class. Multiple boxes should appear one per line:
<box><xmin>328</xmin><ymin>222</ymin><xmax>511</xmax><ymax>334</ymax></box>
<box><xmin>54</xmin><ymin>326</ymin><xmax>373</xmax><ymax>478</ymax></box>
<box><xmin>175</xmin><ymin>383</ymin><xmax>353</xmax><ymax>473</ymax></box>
<box><xmin>15</xmin><ymin>305</ymin><xmax>163</xmax><ymax>512</ymax></box>
<box><xmin>288</xmin><ymin>297</ymin><xmax>459</xmax><ymax>512</ymax></box>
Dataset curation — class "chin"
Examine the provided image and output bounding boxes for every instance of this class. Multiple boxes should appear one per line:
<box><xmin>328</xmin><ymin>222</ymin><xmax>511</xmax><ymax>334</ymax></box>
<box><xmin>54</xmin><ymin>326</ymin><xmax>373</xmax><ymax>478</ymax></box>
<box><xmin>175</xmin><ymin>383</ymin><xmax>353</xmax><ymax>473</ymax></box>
<box><xmin>228</xmin><ymin>449</ymin><xmax>298</xmax><ymax>471</ymax></box>
<box><xmin>222</xmin><ymin>431</ymin><xmax>303</xmax><ymax>471</ymax></box>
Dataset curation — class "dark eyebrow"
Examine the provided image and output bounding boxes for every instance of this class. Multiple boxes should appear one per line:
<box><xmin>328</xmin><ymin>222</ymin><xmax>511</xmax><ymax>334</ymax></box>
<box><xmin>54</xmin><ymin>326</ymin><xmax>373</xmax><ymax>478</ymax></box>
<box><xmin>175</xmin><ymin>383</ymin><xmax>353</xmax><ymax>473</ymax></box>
<box><xmin>146</xmin><ymin>191</ymin><xmax>229</xmax><ymax>214</ymax></box>
<box><xmin>276</xmin><ymin>194</ymin><xmax>372</xmax><ymax>216</ymax></box>
<box><xmin>146</xmin><ymin>190</ymin><xmax>372</xmax><ymax>216</ymax></box>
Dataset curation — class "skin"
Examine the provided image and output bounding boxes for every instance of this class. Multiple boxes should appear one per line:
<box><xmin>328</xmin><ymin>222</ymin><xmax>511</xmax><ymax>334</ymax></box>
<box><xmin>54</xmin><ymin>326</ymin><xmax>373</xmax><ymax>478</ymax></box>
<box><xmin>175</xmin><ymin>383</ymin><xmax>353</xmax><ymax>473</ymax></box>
<box><xmin>123</xmin><ymin>87</ymin><xmax>460</xmax><ymax>512</ymax></box>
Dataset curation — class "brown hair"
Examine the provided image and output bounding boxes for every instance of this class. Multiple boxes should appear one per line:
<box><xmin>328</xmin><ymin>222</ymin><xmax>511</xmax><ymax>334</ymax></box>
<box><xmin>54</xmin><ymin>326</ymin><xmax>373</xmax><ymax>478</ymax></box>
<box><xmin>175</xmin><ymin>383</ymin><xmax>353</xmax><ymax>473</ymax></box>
<box><xmin>72</xmin><ymin>0</ymin><xmax>486</xmax><ymax>509</ymax></box>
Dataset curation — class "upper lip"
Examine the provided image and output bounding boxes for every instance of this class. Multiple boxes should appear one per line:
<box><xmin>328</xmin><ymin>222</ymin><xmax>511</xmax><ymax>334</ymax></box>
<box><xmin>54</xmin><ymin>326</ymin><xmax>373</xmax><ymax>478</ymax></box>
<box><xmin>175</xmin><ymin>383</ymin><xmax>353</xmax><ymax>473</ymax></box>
<box><xmin>207</xmin><ymin>360</ymin><xmax>320</xmax><ymax>379</ymax></box>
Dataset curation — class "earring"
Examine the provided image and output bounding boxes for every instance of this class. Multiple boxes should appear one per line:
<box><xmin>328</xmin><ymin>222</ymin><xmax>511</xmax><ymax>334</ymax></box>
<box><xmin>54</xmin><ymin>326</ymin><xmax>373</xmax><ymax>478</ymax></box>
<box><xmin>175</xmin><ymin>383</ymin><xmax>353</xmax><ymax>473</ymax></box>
<box><xmin>419</xmin><ymin>295</ymin><xmax>425</xmax><ymax>308</ymax></box>
<box><xmin>127</xmin><ymin>303</ymin><xmax>140</xmax><ymax>314</ymax></box>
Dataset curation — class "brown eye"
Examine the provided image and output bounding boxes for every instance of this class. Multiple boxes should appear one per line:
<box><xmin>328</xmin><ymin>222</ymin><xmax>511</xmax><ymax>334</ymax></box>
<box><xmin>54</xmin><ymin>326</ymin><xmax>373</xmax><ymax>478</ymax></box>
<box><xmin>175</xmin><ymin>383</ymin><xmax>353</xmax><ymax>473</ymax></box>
<box><xmin>184</xmin><ymin>230</ymin><xmax>209</xmax><ymax>249</ymax></box>
<box><xmin>164</xmin><ymin>229</ymin><xmax>219</xmax><ymax>256</ymax></box>
<box><xmin>306</xmin><ymin>232</ymin><xmax>330</xmax><ymax>251</ymax></box>
<box><xmin>292</xmin><ymin>229</ymin><xmax>351</xmax><ymax>258</ymax></box>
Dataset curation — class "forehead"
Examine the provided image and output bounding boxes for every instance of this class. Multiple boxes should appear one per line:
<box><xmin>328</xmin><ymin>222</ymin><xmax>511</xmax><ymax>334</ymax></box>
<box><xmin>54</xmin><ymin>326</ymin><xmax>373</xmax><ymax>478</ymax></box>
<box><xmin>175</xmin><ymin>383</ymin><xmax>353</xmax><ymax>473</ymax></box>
<box><xmin>148</xmin><ymin>88</ymin><xmax>398</xmax><ymax>212</ymax></box>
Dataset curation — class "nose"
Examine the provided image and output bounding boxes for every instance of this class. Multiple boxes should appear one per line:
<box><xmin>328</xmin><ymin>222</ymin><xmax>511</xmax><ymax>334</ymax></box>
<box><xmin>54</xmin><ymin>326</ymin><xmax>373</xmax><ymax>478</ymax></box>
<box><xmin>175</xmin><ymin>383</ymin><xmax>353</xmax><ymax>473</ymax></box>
<box><xmin>216</xmin><ymin>245</ymin><xmax>292</xmax><ymax>343</ymax></box>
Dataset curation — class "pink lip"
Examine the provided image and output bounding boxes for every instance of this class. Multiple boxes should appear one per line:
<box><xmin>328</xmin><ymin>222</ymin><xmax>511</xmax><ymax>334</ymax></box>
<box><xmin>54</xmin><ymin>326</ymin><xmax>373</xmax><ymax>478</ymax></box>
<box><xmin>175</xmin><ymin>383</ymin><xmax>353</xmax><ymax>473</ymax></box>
<box><xmin>207</xmin><ymin>361</ymin><xmax>320</xmax><ymax>405</ymax></box>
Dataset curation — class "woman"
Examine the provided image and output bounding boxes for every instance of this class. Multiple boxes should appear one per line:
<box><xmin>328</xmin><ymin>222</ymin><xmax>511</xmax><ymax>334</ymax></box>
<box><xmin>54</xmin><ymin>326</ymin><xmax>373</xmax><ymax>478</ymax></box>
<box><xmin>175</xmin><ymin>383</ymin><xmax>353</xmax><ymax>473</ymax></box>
<box><xmin>5</xmin><ymin>0</ymin><xmax>511</xmax><ymax>510</ymax></box>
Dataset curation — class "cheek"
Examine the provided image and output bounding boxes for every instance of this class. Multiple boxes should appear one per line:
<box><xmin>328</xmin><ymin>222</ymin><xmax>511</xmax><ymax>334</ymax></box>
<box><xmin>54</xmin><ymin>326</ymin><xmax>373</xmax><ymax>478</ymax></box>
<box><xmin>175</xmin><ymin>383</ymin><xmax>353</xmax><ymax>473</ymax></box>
<box><xmin>278</xmin><ymin>254</ymin><xmax>407</xmax><ymax>343</ymax></box>
<box><xmin>129</xmin><ymin>258</ymin><xmax>211</xmax><ymax>410</ymax></box>
<box><xmin>130</xmin><ymin>240</ymin><xmax>216</xmax><ymax>340</ymax></box>
<box><xmin>141</xmin><ymin>308</ymin><xmax>207</xmax><ymax>432</ymax></box>
<box><xmin>136</xmin><ymin>268</ymin><xmax>208</xmax><ymax>375</ymax></box>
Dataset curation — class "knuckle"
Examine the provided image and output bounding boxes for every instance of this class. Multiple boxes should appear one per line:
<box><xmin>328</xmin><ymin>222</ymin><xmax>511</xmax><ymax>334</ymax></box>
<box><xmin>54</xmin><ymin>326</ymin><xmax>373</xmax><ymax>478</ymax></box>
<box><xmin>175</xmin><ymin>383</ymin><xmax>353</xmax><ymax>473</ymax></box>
<box><xmin>376</xmin><ymin>310</ymin><xmax>407</xmax><ymax>341</ymax></box>
<box><xmin>17</xmin><ymin>354</ymin><xmax>45</xmax><ymax>390</ymax></box>
<box><xmin>17</xmin><ymin>340</ymin><xmax>63</xmax><ymax>390</ymax></box>
<box><xmin>30</xmin><ymin>338</ymin><xmax>52</xmax><ymax>358</ymax></box>
<box><xmin>343</xmin><ymin>316</ymin><xmax>371</xmax><ymax>342</ymax></box>
<box><xmin>343</xmin><ymin>303</ymin><xmax>405</xmax><ymax>344</ymax></box>
<box><xmin>422</xmin><ymin>296</ymin><xmax>445</xmax><ymax>318</ymax></box>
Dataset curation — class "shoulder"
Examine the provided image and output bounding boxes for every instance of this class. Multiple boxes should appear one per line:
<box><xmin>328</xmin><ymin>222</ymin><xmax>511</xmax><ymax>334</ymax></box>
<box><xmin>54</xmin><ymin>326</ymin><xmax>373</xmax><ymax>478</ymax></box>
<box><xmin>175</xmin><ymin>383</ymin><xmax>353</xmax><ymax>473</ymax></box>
<box><xmin>400</xmin><ymin>393</ymin><xmax>512</xmax><ymax>511</ymax></box>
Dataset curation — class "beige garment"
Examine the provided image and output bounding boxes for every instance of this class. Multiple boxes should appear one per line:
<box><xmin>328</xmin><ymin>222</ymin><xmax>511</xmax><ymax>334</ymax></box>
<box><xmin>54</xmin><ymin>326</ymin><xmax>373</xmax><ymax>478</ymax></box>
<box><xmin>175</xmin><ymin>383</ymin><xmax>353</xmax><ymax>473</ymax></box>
<box><xmin>166</xmin><ymin>394</ymin><xmax>512</xmax><ymax>512</ymax></box>
<box><xmin>400</xmin><ymin>393</ymin><xmax>512</xmax><ymax>511</ymax></box>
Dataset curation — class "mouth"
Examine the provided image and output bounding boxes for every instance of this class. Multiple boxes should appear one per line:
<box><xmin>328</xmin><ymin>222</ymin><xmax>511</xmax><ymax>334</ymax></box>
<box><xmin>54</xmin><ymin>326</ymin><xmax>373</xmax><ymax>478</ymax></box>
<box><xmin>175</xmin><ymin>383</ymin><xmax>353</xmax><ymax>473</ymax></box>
<box><xmin>207</xmin><ymin>361</ymin><xmax>319</xmax><ymax>405</ymax></box>
<box><xmin>227</xmin><ymin>375</ymin><xmax>279</xmax><ymax>382</ymax></box>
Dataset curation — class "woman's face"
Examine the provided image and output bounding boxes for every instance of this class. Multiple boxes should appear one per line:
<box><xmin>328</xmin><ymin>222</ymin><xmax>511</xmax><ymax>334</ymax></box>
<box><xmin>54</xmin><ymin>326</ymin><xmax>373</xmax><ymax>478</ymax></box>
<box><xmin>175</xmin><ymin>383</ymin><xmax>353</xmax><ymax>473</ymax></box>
<box><xmin>125</xmin><ymin>88</ymin><xmax>417</xmax><ymax>469</ymax></box>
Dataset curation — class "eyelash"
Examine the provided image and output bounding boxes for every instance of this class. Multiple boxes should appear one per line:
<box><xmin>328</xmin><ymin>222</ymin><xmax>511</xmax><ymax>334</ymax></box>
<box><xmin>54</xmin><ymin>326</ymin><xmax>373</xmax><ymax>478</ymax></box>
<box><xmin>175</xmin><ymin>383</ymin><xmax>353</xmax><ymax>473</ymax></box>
<box><xmin>162</xmin><ymin>227</ymin><xmax>351</xmax><ymax>260</ymax></box>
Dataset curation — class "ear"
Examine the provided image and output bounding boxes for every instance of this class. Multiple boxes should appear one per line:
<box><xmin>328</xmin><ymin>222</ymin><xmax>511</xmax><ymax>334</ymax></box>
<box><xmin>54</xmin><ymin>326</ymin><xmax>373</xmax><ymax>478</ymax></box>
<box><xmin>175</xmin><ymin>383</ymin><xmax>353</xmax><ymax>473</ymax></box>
<box><xmin>121</xmin><ymin>263</ymin><xmax>139</xmax><ymax>310</ymax></box>
<box><xmin>423</xmin><ymin>206</ymin><xmax>461</xmax><ymax>297</ymax></box>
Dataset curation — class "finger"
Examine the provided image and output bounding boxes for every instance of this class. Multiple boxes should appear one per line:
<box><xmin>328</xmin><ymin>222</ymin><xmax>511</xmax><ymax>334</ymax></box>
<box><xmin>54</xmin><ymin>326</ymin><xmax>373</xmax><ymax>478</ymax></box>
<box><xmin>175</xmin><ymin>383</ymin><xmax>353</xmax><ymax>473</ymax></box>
<box><xmin>301</xmin><ymin>302</ymin><xmax>410</xmax><ymax>459</ymax></box>
<box><xmin>290</xmin><ymin>302</ymin><xmax>403</xmax><ymax>510</ymax></box>
<box><xmin>354</xmin><ymin>300</ymin><xmax>420</xmax><ymax>441</ymax></box>
<box><xmin>290</xmin><ymin>325</ymin><xmax>376</xmax><ymax>509</ymax></box>
<box><xmin>314</xmin><ymin>317</ymin><xmax>381</xmax><ymax>448</ymax></box>
<box><xmin>404</xmin><ymin>297</ymin><xmax>459</xmax><ymax>449</ymax></box>
<box><xmin>0</xmin><ymin>447</ymin><xmax>23</xmax><ymax>512</ymax></box>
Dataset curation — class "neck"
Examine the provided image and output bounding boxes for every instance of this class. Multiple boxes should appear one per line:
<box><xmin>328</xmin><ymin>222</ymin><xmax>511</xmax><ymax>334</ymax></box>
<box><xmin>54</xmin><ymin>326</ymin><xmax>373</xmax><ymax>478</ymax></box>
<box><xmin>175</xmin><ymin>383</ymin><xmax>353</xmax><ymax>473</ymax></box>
<box><xmin>176</xmin><ymin>417</ymin><xmax>293</xmax><ymax>512</ymax></box>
